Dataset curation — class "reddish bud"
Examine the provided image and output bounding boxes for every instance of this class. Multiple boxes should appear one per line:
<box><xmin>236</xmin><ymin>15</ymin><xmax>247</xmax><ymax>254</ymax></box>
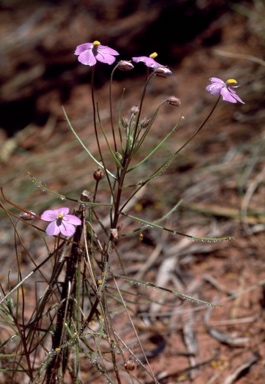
<box><xmin>166</xmin><ymin>96</ymin><xmax>181</xmax><ymax>107</ymax></box>
<box><xmin>140</xmin><ymin>116</ymin><xmax>152</xmax><ymax>128</ymax></box>
<box><xmin>93</xmin><ymin>168</ymin><xmax>104</xmax><ymax>181</ymax></box>
<box><xmin>110</xmin><ymin>228</ymin><xmax>118</xmax><ymax>239</ymax></box>
<box><xmin>19</xmin><ymin>211</ymin><xmax>36</xmax><ymax>220</ymax></box>
<box><xmin>117</xmin><ymin>60</ymin><xmax>134</xmax><ymax>71</ymax></box>
<box><xmin>130</xmin><ymin>105</ymin><xmax>139</xmax><ymax>115</ymax></box>
<box><xmin>121</xmin><ymin>116</ymin><xmax>129</xmax><ymax>128</ymax></box>
<box><xmin>80</xmin><ymin>190</ymin><xmax>92</xmax><ymax>202</ymax></box>
<box><xmin>124</xmin><ymin>358</ymin><xmax>136</xmax><ymax>371</ymax></box>
<box><xmin>154</xmin><ymin>66</ymin><xmax>172</xmax><ymax>77</ymax></box>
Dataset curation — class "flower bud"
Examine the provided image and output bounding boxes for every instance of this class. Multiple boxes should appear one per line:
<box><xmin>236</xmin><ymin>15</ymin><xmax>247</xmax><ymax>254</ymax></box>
<box><xmin>93</xmin><ymin>167</ymin><xmax>104</xmax><ymax>181</ymax></box>
<box><xmin>124</xmin><ymin>358</ymin><xmax>136</xmax><ymax>371</ymax></box>
<box><xmin>110</xmin><ymin>228</ymin><xmax>118</xmax><ymax>239</ymax></box>
<box><xmin>166</xmin><ymin>96</ymin><xmax>181</xmax><ymax>107</ymax></box>
<box><xmin>130</xmin><ymin>105</ymin><xmax>139</xmax><ymax>115</ymax></box>
<box><xmin>117</xmin><ymin>60</ymin><xmax>134</xmax><ymax>71</ymax></box>
<box><xmin>80</xmin><ymin>190</ymin><xmax>91</xmax><ymax>202</ymax></box>
<box><xmin>115</xmin><ymin>152</ymin><xmax>123</xmax><ymax>161</ymax></box>
<box><xmin>154</xmin><ymin>66</ymin><xmax>172</xmax><ymax>77</ymax></box>
<box><xmin>19</xmin><ymin>211</ymin><xmax>36</xmax><ymax>220</ymax></box>
<box><xmin>140</xmin><ymin>116</ymin><xmax>152</xmax><ymax>129</ymax></box>
<box><xmin>121</xmin><ymin>116</ymin><xmax>129</xmax><ymax>128</ymax></box>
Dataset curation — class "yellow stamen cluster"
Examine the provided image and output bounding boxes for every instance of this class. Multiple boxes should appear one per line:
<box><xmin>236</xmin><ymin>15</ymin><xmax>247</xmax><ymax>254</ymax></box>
<box><xmin>149</xmin><ymin>52</ymin><xmax>158</xmax><ymax>58</ymax></box>
<box><xmin>57</xmin><ymin>213</ymin><xmax>64</xmax><ymax>219</ymax></box>
<box><xmin>226</xmin><ymin>79</ymin><xmax>237</xmax><ymax>85</ymax></box>
<box><xmin>93</xmin><ymin>40</ymin><xmax>101</xmax><ymax>46</ymax></box>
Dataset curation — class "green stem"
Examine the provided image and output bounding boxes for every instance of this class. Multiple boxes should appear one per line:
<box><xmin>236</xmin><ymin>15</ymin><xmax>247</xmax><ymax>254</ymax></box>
<box><xmin>111</xmin><ymin>72</ymin><xmax>156</xmax><ymax>229</ymax></box>
<box><xmin>119</xmin><ymin>95</ymin><xmax>221</xmax><ymax>214</ymax></box>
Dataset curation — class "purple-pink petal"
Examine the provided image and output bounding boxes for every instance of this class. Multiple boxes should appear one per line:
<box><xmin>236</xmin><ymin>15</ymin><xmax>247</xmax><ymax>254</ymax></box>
<box><xmin>228</xmin><ymin>88</ymin><xmax>245</xmax><ymax>104</ymax></box>
<box><xmin>41</xmin><ymin>210</ymin><xmax>58</xmax><ymax>222</ymax></box>
<box><xmin>209</xmin><ymin>77</ymin><xmax>224</xmax><ymax>84</ymax></box>
<box><xmin>46</xmin><ymin>221</ymin><xmax>61</xmax><ymax>236</ymax></box>
<box><xmin>59</xmin><ymin>222</ymin><xmax>76</xmax><ymax>237</ymax></box>
<box><xmin>64</xmin><ymin>214</ymin><xmax>82</xmax><ymax>225</ymax></box>
<box><xmin>97</xmin><ymin>45</ymin><xmax>119</xmax><ymax>56</ymax></box>
<box><xmin>220</xmin><ymin>87</ymin><xmax>237</xmax><ymax>103</ymax></box>
<box><xmin>74</xmin><ymin>43</ymin><xmax>93</xmax><ymax>55</ymax></box>
<box><xmin>78</xmin><ymin>50</ymin><xmax>97</xmax><ymax>66</ymax></box>
<box><xmin>95</xmin><ymin>52</ymin><xmax>116</xmax><ymax>65</ymax></box>
<box><xmin>57</xmin><ymin>207</ymin><xmax>70</xmax><ymax>215</ymax></box>
<box><xmin>132</xmin><ymin>56</ymin><xmax>161</xmax><ymax>68</ymax></box>
<box><xmin>206</xmin><ymin>83</ymin><xmax>223</xmax><ymax>95</ymax></box>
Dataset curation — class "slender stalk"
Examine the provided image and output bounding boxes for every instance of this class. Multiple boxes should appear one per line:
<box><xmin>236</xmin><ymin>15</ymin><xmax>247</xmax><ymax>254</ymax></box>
<box><xmin>46</xmin><ymin>209</ymin><xmax>84</xmax><ymax>383</ymax></box>
<box><xmin>109</xmin><ymin>63</ymin><xmax>120</xmax><ymax>153</ymax></box>
<box><xmin>90</xmin><ymin>67</ymin><xmax>116</xmax><ymax>215</ymax></box>
<box><xmin>111</xmin><ymin>72</ymin><xmax>157</xmax><ymax>229</ymax></box>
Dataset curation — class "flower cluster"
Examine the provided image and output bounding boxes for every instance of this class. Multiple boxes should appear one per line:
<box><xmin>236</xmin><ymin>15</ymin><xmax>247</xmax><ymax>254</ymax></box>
<box><xmin>38</xmin><ymin>51</ymin><xmax>244</xmax><ymax>238</ymax></box>
<box><xmin>75</xmin><ymin>40</ymin><xmax>244</xmax><ymax>104</ymax></box>
<box><xmin>75</xmin><ymin>41</ymin><xmax>171</xmax><ymax>74</ymax></box>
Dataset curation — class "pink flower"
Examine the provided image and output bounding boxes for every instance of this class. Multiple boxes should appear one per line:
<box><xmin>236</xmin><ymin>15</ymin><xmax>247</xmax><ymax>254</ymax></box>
<box><xmin>75</xmin><ymin>40</ymin><xmax>119</xmax><ymax>66</ymax></box>
<box><xmin>41</xmin><ymin>208</ymin><xmax>81</xmax><ymax>236</ymax></box>
<box><xmin>132</xmin><ymin>52</ymin><xmax>162</xmax><ymax>68</ymax></box>
<box><xmin>132</xmin><ymin>52</ymin><xmax>171</xmax><ymax>76</ymax></box>
<box><xmin>206</xmin><ymin>78</ymin><xmax>244</xmax><ymax>104</ymax></box>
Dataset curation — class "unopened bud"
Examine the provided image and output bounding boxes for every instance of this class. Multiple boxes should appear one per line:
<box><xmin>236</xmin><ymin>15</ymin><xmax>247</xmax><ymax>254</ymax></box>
<box><xmin>121</xmin><ymin>116</ymin><xmax>129</xmax><ymax>128</ymax></box>
<box><xmin>130</xmin><ymin>105</ymin><xmax>139</xmax><ymax>115</ymax></box>
<box><xmin>19</xmin><ymin>211</ymin><xmax>36</xmax><ymax>220</ymax></box>
<box><xmin>93</xmin><ymin>167</ymin><xmax>104</xmax><ymax>181</ymax></box>
<box><xmin>140</xmin><ymin>116</ymin><xmax>152</xmax><ymax>129</ymax></box>
<box><xmin>117</xmin><ymin>60</ymin><xmax>134</xmax><ymax>71</ymax></box>
<box><xmin>80</xmin><ymin>190</ymin><xmax>91</xmax><ymax>202</ymax></box>
<box><xmin>166</xmin><ymin>96</ymin><xmax>181</xmax><ymax>107</ymax></box>
<box><xmin>154</xmin><ymin>66</ymin><xmax>172</xmax><ymax>77</ymax></box>
<box><xmin>116</xmin><ymin>152</ymin><xmax>123</xmax><ymax>161</ymax></box>
<box><xmin>110</xmin><ymin>228</ymin><xmax>119</xmax><ymax>239</ymax></box>
<box><xmin>124</xmin><ymin>358</ymin><xmax>136</xmax><ymax>371</ymax></box>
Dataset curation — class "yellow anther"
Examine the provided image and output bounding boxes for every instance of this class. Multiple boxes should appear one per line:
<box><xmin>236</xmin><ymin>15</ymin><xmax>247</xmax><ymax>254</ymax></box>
<box><xmin>226</xmin><ymin>79</ymin><xmax>237</xmax><ymax>85</ymax></box>
<box><xmin>93</xmin><ymin>40</ymin><xmax>101</xmax><ymax>46</ymax></box>
<box><xmin>149</xmin><ymin>52</ymin><xmax>158</xmax><ymax>58</ymax></box>
<box><xmin>57</xmin><ymin>213</ymin><xmax>63</xmax><ymax>218</ymax></box>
